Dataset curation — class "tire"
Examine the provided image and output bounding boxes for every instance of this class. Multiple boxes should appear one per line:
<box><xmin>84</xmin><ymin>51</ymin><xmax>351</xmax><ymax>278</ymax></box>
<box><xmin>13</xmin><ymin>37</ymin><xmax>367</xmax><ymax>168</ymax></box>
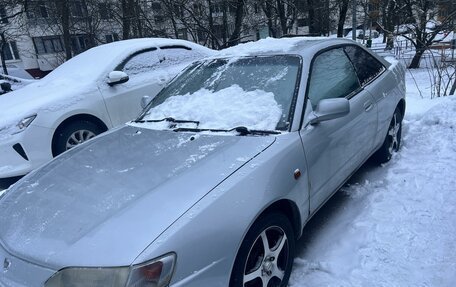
<box><xmin>52</xmin><ymin>120</ymin><xmax>103</xmax><ymax>156</ymax></box>
<box><xmin>373</xmin><ymin>107</ymin><xmax>402</xmax><ymax>164</ymax></box>
<box><xmin>230</xmin><ymin>213</ymin><xmax>295</xmax><ymax>287</ymax></box>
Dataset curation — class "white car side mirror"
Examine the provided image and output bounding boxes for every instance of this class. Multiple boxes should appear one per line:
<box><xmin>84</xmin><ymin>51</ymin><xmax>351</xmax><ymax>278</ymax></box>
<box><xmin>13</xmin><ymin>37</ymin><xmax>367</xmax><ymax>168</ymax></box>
<box><xmin>107</xmin><ymin>71</ymin><xmax>129</xmax><ymax>86</ymax></box>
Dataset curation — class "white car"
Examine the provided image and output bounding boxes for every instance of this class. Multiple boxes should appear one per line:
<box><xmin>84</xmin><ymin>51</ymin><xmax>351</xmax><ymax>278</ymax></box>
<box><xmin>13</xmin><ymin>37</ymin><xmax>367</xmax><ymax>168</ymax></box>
<box><xmin>0</xmin><ymin>38</ymin><xmax>214</xmax><ymax>178</ymax></box>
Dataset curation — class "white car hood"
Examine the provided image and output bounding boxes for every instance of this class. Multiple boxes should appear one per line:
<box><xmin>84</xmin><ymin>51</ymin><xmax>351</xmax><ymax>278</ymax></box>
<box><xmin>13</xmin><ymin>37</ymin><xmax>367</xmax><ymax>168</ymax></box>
<box><xmin>0</xmin><ymin>78</ymin><xmax>96</xmax><ymax>126</ymax></box>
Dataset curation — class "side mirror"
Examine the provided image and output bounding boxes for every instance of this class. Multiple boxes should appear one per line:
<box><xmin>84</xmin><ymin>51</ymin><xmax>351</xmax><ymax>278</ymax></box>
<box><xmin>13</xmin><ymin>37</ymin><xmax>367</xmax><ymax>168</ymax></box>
<box><xmin>308</xmin><ymin>98</ymin><xmax>350</xmax><ymax>125</ymax></box>
<box><xmin>141</xmin><ymin>95</ymin><xmax>152</xmax><ymax>109</ymax></box>
<box><xmin>107</xmin><ymin>71</ymin><xmax>129</xmax><ymax>86</ymax></box>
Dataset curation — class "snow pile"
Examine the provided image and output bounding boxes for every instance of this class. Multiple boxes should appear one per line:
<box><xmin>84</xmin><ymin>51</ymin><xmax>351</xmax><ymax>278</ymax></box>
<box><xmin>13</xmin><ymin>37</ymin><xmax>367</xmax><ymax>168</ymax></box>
<box><xmin>143</xmin><ymin>84</ymin><xmax>283</xmax><ymax>130</ymax></box>
<box><xmin>290</xmin><ymin>70</ymin><xmax>456</xmax><ymax>286</ymax></box>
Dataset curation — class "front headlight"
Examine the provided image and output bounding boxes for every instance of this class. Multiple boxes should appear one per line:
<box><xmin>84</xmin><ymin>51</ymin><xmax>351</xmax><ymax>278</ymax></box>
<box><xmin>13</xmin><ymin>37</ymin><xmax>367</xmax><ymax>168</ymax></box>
<box><xmin>0</xmin><ymin>114</ymin><xmax>36</xmax><ymax>136</ymax></box>
<box><xmin>44</xmin><ymin>253</ymin><xmax>176</xmax><ymax>287</ymax></box>
<box><xmin>14</xmin><ymin>114</ymin><xmax>37</xmax><ymax>133</ymax></box>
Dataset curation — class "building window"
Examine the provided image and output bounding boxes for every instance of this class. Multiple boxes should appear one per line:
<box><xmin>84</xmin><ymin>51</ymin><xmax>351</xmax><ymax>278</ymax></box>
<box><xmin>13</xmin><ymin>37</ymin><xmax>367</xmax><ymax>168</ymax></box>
<box><xmin>178</xmin><ymin>28</ymin><xmax>188</xmax><ymax>40</ymax></box>
<box><xmin>105</xmin><ymin>33</ymin><xmax>119</xmax><ymax>43</ymax></box>
<box><xmin>2</xmin><ymin>42</ymin><xmax>20</xmax><ymax>60</ymax></box>
<box><xmin>71</xmin><ymin>35</ymin><xmax>91</xmax><ymax>54</ymax></box>
<box><xmin>33</xmin><ymin>36</ymin><xmax>63</xmax><ymax>54</ymax></box>
<box><xmin>27</xmin><ymin>1</ymin><xmax>49</xmax><ymax>19</ymax></box>
<box><xmin>70</xmin><ymin>1</ymin><xmax>85</xmax><ymax>18</ymax></box>
<box><xmin>99</xmin><ymin>2</ymin><xmax>112</xmax><ymax>19</ymax></box>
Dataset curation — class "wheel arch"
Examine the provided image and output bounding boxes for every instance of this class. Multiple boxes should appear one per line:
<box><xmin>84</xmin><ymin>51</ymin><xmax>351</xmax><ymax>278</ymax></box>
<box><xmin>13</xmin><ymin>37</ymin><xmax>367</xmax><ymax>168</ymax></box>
<box><xmin>255</xmin><ymin>199</ymin><xmax>302</xmax><ymax>241</ymax></box>
<box><xmin>51</xmin><ymin>113</ymin><xmax>108</xmax><ymax>156</ymax></box>
<box><xmin>397</xmin><ymin>98</ymin><xmax>406</xmax><ymax>120</ymax></box>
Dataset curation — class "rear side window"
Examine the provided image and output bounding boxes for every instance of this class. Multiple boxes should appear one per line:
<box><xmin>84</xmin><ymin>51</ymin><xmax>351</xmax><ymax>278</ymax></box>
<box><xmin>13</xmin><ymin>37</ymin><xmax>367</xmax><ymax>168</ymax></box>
<box><xmin>344</xmin><ymin>45</ymin><xmax>385</xmax><ymax>86</ymax></box>
<box><xmin>159</xmin><ymin>47</ymin><xmax>202</xmax><ymax>68</ymax></box>
<box><xmin>118</xmin><ymin>48</ymin><xmax>160</xmax><ymax>76</ymax></box>
<box><xmin>307</xmin><ymin>48</ymin><xmax>360</xmax><ymax>109</ymax></box>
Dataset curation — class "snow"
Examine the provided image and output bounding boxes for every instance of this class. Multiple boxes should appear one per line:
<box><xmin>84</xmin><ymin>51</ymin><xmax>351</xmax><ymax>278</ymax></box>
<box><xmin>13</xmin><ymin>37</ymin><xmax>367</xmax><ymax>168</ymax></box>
<box><xmin>290</xmin><ymin>69</ymin><xmax>456</xmax><ymax>286</ymax></box>
<box><xmin>220</xmin><ymin>36</ymin><xmax>329</xmax><ymax>56</ymax></box>
<box><xmin>141</xmin><ymin>84</ymin><xmax>283</xmax><ymax>131</ymax></box>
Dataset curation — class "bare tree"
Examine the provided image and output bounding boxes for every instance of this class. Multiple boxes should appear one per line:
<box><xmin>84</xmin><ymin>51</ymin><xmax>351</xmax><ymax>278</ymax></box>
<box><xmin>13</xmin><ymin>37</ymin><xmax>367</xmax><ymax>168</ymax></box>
<box><xmin>0</xmin><ymin>0</ymin><xmax>28</xmax><ymax>74</ymax></box>
<box><xmin>399</xmin><ymin>0</ymin><xmax>456</xmax><ymax>68</ymax></box>
<box><xmin>336</xmin><ymin>0</ymin><xmax>349</xmax><ymax>37</ymax></box>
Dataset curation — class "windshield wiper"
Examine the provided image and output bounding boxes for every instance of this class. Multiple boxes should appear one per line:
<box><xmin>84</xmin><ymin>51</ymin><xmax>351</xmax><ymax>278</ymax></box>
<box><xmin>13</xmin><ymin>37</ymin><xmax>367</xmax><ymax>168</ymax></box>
<box><xmin>134</xmin><ymin>117</ymin><xmax>200</xmax><ymax>125</ymax></box>
<box><xmin>230</xmin><ymin>126</ymin><xmax>281</xmax><ymax>136</ymax></box>
<box><xmin>172</xmin><ymin>127</ymin><xmax>227</xmax><ymax>133</ymax></box>
<box><xmin>172</xmin><ymin>126</ymin><xmax>281</xmax><ymax>136</ymax></box>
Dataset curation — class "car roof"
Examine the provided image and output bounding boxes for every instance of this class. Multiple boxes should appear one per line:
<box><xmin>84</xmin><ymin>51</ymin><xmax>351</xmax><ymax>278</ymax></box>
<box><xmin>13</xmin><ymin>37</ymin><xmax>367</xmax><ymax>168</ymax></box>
<box><xmin>218</xmin><ymin>37</ymin><xmax>389</xmax><ymax>66</ymax></box>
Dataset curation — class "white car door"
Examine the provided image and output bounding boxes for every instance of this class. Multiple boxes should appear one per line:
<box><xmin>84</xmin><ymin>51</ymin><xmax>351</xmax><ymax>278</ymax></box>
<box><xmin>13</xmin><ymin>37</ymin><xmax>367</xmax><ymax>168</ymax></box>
<box><xmin>98</xmin><ymin>48</ymin><xmax>167</xmax><ymax>127</ymax></box>
<box><xmin>300</xmin><ymin>47</ymin><xmax>377</xmax><ymax>213</ymax></box>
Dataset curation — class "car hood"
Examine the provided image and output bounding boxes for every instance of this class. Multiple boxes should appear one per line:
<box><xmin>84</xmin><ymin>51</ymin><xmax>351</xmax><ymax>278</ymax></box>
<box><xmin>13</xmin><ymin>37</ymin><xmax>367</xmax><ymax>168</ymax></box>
<box><xmin>0</xmin><ymin>126</ymin><xmax>275</xmax><ymax>268</ymax></box>
<box><xmin>0</xmin><ymin>78</ymin><xmax>96</xmax><ymax>126</ymax></box>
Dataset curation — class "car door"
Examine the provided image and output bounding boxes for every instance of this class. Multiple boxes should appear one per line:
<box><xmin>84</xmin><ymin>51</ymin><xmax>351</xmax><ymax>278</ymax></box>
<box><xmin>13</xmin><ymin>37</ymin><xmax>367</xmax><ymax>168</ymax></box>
<box><xmin>344</xmin><ymin>45</ymin><xmax>393</xmax><ymax>149</ymax></box>
<box><xmin>98</xmin><ymin>48</ymin><xmax>167</xmax><ymax>127</ymax></box>
<box><xmin>299</xmin><ymin>47</ymin><xmax>378</xmax><ymax>213</ymax></box>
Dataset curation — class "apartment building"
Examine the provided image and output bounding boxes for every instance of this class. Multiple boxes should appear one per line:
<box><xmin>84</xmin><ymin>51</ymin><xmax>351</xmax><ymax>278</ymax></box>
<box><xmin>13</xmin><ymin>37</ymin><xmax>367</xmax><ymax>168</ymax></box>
<box><xmin>0</xmin><ymin>0</ymin><xmax>313</xmax><ymax>78</ymax></box>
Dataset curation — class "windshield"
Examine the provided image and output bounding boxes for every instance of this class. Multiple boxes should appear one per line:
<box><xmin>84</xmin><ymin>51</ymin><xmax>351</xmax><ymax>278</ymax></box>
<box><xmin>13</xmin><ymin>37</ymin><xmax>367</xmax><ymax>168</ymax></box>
<box><xmin>138</xmin><ymin>55</ymin><xmax>301</xmax><ymax>132</ymax></box>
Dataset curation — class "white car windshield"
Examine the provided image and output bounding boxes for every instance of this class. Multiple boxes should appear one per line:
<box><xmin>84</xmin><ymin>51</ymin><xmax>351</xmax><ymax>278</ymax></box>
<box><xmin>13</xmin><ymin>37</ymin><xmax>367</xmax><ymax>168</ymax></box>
<box><xmin>138</xmin><ymin>55</ymin><xmax>301</xmax><ymax>132</ymax></box>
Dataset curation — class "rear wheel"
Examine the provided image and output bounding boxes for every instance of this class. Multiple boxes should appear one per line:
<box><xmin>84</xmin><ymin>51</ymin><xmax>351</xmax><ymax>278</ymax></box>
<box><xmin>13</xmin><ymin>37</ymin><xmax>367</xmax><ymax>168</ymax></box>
<box><xmin>230</xmin><ymin>213</ymin><xmax>295</xmax><ymax>287</ymax></box>
<box><xmin>52</xmin><ymin>120</ymin><xmax>103</xmax><ymax>156</ymax></box>
<box><xmin>373</xmin><ymin>107</ymin><xmax>402</xmax><ymax>163</ymax></box>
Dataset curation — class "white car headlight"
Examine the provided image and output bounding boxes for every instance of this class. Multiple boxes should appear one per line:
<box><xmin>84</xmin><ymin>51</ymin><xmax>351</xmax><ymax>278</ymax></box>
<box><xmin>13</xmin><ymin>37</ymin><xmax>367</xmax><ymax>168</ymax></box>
<box><xmin>0</xmin><ymin>114</ymin><xmax>37</xmax><ymax>136</ymax></box>
<box><xmin>44</xmin><ymin>253</ymin><xmax>176</xmax><ymax>287</ymax></box>
<box><xmin>15</xmin><ymin>114</ymin><xmax>37</xmax><ymax>133</ymax></box>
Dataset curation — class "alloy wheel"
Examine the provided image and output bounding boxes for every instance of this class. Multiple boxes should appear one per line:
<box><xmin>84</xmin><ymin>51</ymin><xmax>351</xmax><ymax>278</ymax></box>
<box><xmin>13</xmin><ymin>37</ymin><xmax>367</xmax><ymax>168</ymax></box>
<box><xmin>243</xmin><ymin>226</ymin><xmax>289</xmax><ymax>287</ymax></box>
<box><xmin>65</xmin><ymin>129</ymin><xmax>96</xmax><ymax>150</ymax></box>
<box><xmin>387</xmin><ymin>112</ymin><xmax>401</xmax><ymax>154</ymax></box>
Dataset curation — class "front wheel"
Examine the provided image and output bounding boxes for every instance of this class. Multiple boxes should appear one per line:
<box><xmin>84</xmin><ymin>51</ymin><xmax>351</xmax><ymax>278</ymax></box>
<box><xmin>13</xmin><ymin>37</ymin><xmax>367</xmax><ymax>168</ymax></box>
<box><xmin>373</xmin><ymin>107</ymin><xmax>402</xmax><ymax>163</ymax></box>
<box><xmin>230</xmin><ymin>213</ymin><xmax>295</xmax><ymax>287</ymax></box>
<box><xmin>52</xmin><ymin>120</ymin><xmax>103</xmax><ymax>156</ymax></box>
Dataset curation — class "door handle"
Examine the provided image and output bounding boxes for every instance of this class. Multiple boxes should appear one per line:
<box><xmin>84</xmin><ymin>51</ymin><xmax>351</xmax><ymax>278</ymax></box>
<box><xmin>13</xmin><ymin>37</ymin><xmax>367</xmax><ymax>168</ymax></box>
<box><xmin>364</xmin><ymin>101</ymin><xmax>374</xmax><ymax>112</ymax></box>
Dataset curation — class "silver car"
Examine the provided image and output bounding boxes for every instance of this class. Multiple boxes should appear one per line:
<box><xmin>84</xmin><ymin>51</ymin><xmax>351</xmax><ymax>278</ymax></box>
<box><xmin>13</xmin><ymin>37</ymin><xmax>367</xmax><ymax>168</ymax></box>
<box><xmin>0</xmin><ymin>38</ymin><xmax>405</xmax><ymax>287</ymax></box>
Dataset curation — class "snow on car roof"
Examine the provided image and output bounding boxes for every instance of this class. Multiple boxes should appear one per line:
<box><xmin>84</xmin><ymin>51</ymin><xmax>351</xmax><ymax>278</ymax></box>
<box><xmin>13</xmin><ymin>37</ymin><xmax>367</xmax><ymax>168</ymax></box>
<box><xmin>43</xmin><ymin>38</ymin><xmax>215</xmax><ymax>83</ymax></box>
<box><xmin>219</xmin><ymin>37</ymin><xmax>351</xmax><ymax>56</ymax></box>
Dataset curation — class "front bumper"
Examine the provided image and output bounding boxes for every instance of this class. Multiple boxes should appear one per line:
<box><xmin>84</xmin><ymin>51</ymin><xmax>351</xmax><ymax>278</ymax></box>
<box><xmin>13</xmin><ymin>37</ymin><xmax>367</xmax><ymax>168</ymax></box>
<box><xmin>0</xmin><ymin>125</ymin><xmax>53</xmax><ymax>178</ymax></box>
<box><xmin>0</xmin><ymin>243</ymin><xmax>56</xmax><ymax>287</ymax></box>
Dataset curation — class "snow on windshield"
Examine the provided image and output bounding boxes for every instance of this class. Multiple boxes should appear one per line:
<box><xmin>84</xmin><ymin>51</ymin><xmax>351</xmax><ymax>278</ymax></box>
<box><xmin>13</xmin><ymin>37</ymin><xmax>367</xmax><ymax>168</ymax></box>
<box><xmin>135</xmin><ymin>55</ymin><xmax>301</xmax><ymax>132</ymax></box>
<box><xmin>143</xmin><ymin>84</ymin><xmax>282</xmax><ymax>131</ymax></box>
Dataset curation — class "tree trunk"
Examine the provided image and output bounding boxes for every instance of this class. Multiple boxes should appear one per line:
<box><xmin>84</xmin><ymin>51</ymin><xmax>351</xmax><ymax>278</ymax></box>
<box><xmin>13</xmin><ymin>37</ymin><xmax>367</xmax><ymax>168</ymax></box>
<box><xmin>262</xmin><ymin>1</ymin><xmax>276</xmax><ymax>38</ymax></box>
<box><xmin>207</xmin><ymin>0</ymin><xmax>216</xmax><ymax>48</ymax></box>
<box><xmin>307</xmin><ymin>0</ymin><xmax>316</xmax><ymax>34</ymax></box>
<box><xmin>121</xmin><ymin>0</ymin><xmax>131</xmax><ymax>39</ymax></box>
<box><xmin>222</xmin><ymin>1</ymin><xmax>228</xmax><ymax>46</ymax></box>
<box><xmin>337</xmin><ymin>0</ymin><xmax>349</xmax><ymax>37</ymax></box>
<box><xmin>0</xmin><ymin>33</ymin><xmax>8</xmax><ymax>75</ymax></box>
<box><xmin>227</xmin><ymin>0</ymin><xmax>245</xmax><ymax>47</ymax></box>
<box><xmin>55</xmin><ymin>0</ymin><xmax>72</xmax><ymax>60</ymax></box>
<box><xmin>276</xmin><ymin>0</ymin><xmax>287</xmax><ymax>36</ymax></box>
<box><xmin>409</xmin><ymin>47</ymin><xmax>425</xmax><ymax>69</ymax></box>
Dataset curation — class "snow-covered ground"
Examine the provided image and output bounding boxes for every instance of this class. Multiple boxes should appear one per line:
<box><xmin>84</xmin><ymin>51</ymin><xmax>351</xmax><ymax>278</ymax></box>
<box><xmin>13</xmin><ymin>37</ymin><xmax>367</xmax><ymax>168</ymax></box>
<box><xmin>290</xmin><ymin>69</ymin><xmax>456</xmax><ymax>286</ymax></box>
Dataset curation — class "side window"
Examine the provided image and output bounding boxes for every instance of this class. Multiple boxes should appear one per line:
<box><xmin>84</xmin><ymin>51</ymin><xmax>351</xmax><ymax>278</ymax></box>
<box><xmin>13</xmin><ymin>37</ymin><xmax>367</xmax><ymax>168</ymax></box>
<box><xmin>307</xmin><ymin>48</ymin><xmax>360</xmax><ymax>109</ymax></box>
<box><xmin>159</xmin><ymin>46</ymin><xmax>200</xmax><ymax>68</ymax></box>
<box><xmin>344</xmin><ymin>45</ymin><xmax>385</xmax><ymax>86</ymax></box>
<box><xmin>119</xmin><ymin>48</ymin><xmax>161</xmax><ymax>77</ymax></box>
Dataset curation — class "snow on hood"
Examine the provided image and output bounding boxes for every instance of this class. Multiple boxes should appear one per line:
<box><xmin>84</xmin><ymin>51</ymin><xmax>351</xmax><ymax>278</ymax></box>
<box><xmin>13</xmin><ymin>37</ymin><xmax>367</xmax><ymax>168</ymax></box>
<box><xmin>142</xmin><ymin>84</ymin><xmax>283</xmax><ymax>131</ymax></box>
<box><xmin>0</xmin><ymin>126</ymin><xmax>275</xmax><ymax>267</ymax></box>
<box><xmin>0</xmin><ymin>80</ymin><xmax>94</xmax><ymax>137</ymax></box>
